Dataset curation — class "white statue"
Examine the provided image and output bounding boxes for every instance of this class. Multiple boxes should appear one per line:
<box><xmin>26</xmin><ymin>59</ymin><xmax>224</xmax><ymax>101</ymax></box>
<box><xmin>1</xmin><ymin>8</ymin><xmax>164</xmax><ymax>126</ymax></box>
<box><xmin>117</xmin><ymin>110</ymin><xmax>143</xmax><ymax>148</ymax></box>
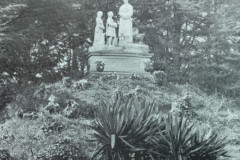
<box><xmin>119</xmin><ymin>0</ymin><xmax>133</xmax><ymax>44</ymax></box>
<box><xmin>106</xmin><ymin>11</ymin><xmax>118</xmax><ymax>46</ymax></box>
<box><xmin>93</xmin><ymin>11</ymin><xmax>105</xmax><ymax>46</ymax></box>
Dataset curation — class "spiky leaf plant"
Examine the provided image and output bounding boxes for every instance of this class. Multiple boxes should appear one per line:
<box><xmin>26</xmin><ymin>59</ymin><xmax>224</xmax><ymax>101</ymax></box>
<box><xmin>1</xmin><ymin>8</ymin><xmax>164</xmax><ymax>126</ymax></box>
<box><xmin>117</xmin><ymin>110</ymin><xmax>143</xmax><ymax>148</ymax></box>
<box><xmin>90</xmin><ymin>93</ymin><xmax>162</xmax><ymax>160</ymax></box>
<box><xmin>187</xmin><ymin>128</ymin><xmax>229</xmax><ymax>160</ymax></box>
<box><xmin>149</xmin><ymin>114</ymin><xmax>229</xmax><ymax>160</ymax></box>
<box><xmin>149</xmin><ymin>114</ymin><xmax>198</xmax><ymax>160</ymax></box>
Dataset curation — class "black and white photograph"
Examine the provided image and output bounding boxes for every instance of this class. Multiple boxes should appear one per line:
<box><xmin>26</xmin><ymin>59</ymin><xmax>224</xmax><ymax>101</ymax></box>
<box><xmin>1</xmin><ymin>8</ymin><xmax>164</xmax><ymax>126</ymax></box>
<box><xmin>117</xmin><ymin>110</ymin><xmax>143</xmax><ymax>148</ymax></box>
<box><xmin>0</xmin><ymin>0</ymin><xmax>240</xmax><ymax>159</ymax></box>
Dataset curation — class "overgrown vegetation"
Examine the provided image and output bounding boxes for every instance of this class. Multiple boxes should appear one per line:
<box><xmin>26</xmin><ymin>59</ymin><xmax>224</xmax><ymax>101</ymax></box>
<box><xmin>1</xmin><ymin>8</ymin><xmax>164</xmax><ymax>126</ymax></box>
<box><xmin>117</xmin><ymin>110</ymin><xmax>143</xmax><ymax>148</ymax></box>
<box><xmin>0</xmin><ymin>0</ymin><xmax>240</xmax><ymax>159</ymax></box>
<box><xmin>91</xmin><ymin>92</ymin><xmax>229</xmax><ymax>160</ymax></box>
<box><xmin>0</xmin><ymin>75</ymin><xmax>239</xmax><ymax>159</ymax></box>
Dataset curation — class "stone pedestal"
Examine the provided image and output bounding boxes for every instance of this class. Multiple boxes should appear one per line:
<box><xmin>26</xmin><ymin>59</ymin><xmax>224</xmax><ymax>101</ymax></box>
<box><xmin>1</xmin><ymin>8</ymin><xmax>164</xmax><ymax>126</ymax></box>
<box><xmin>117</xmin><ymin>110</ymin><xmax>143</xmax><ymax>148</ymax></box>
<box><xmin>88</xmin><ymin>44</ymin><xmax>153</xmax><ymax>74</ymax></box>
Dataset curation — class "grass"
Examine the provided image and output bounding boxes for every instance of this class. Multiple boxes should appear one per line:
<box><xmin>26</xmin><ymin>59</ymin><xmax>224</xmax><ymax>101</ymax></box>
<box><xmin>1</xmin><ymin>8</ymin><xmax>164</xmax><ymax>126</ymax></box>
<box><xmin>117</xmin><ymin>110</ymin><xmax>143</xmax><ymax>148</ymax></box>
<box><xmin>0</xmin><ymin>113</ymin><xmax>94</xmax><ymax>159</ymax></box>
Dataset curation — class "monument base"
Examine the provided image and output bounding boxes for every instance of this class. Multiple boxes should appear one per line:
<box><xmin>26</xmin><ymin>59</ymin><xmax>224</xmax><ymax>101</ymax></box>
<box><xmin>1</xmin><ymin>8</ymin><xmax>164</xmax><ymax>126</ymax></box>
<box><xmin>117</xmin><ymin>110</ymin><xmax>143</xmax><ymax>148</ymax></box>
<box><xmin>89</xmin><ymin>51</ymin><xmax>153</xmax><ymax>74</ymax></box>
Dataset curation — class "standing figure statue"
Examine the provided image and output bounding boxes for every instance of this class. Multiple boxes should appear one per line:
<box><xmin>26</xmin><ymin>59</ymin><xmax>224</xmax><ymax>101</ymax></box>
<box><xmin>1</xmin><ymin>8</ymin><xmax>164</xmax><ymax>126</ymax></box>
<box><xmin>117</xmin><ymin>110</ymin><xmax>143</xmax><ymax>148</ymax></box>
<box><xmin>93</xmin><ymin>11</ymin><xmax>105</xmax><ymax>46</ymax></box>
<box><xmin>106</xmin><ymin>11</ymin><xmax>118</xmax><ymax>46</ymax></box>
<box><xmin>119</xmin><ymin>0</ymin><xmax>133</xmax><ymax>44</ymax></box>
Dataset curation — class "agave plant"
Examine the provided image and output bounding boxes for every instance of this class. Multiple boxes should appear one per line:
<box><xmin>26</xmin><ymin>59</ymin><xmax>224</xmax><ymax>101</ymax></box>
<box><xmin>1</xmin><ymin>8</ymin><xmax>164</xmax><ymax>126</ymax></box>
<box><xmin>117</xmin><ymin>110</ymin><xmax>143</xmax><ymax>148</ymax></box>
<box><xmin>149</xmin><ymin>114</ymin><xmax>198</xmax><ymax>160</ymax></box>
<box><xmin>187</xmin><ymin>128</ymin><xmax>229</xmax><ymax>160</ymax></box>
<box><xmin>90</xmin><ymin>93</ymin><xmax>162</xmax><ymax>160</ymax></box>
<box><xmin>149</xmin><ymin>114</ymin><xmax>229</xmax><ymax>160</ymax></box>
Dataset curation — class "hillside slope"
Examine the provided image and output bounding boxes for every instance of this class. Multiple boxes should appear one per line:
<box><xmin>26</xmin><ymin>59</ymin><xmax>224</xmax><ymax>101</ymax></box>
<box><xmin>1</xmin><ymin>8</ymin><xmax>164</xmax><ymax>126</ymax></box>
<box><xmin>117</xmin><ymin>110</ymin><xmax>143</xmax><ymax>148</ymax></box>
<box><xmin>0</xmin><ymin>74</ymin><xmax>239</xmax><ymax>159</ymax></box>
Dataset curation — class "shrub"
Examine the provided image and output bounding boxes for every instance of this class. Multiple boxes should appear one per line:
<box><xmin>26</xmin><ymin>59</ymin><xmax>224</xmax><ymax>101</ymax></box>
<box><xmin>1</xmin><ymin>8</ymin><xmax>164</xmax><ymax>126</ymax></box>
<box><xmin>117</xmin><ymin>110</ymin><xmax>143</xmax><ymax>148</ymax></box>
<box><xmin>149</xmin><ymin>114</ymin><xmax>197</xmax><ymax>160</ymax></box>
<box><xmin>188</xmin><ymin>128</ymin><xmax>229</xmax><ymax>160</ymax></box>
<box><xmin>90</xmin><ymin>92</ymin><xmax>161</xmax><ymax>160</ymax></box>
<box><xmin>149</xmin><ymin>114</ymin><xmax>229</xmax><ymax>160</ymax></box>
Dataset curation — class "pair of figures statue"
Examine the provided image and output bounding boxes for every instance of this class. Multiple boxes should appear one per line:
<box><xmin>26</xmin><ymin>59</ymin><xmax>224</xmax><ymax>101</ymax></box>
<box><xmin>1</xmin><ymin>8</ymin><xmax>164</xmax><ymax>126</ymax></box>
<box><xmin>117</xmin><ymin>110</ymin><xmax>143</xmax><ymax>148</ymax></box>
<box><xmin>93</xmin><ymin>0</ymin><xmax>133</xmax><ymax>47</ymax></box>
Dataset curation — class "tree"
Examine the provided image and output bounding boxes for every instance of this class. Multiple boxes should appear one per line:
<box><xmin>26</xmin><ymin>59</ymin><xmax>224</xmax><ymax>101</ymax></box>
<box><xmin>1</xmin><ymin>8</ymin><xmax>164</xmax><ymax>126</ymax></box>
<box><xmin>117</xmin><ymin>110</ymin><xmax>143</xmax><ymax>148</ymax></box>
<box><xmin>131</xmin><ymin>0</ymin><xmax>212</xmax><ymax>83</ymax></box>
<box><xmin>188</xmin><ymin>0</ymin><xmax>240</xmax><ymax>96</ymax></box>
<box><xmin>0</xmin><ymin>0</ymin><xmax>88</xmax><ymax>83</ymax></box>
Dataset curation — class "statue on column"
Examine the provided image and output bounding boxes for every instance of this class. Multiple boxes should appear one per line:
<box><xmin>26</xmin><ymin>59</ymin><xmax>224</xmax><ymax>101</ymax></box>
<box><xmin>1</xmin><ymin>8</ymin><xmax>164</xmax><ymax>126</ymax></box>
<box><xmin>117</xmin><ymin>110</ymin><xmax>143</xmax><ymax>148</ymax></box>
<box><xmin>118</xmin><ymin>0</ymin><xmax>133</xmax><ymax>44</ymax></box>
<box><xmin>106</xmin><ymin>11</ymin><xmax>118</xmax><ymax>46</ymax></box>
<box><xmin>93</xmin><ymin>11</ymin><xmax>105</xmax><ymax>46</ymax></box>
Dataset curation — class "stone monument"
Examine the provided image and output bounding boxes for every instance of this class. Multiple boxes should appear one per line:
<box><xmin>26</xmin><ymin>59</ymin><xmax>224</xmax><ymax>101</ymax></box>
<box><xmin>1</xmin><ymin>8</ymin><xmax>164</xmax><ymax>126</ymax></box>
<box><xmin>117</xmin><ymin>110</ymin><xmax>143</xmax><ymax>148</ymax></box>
<box><xmin>88</xmin><ymin>0</ymin><xmax>153</xmax><ymax>75</ymax></box>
